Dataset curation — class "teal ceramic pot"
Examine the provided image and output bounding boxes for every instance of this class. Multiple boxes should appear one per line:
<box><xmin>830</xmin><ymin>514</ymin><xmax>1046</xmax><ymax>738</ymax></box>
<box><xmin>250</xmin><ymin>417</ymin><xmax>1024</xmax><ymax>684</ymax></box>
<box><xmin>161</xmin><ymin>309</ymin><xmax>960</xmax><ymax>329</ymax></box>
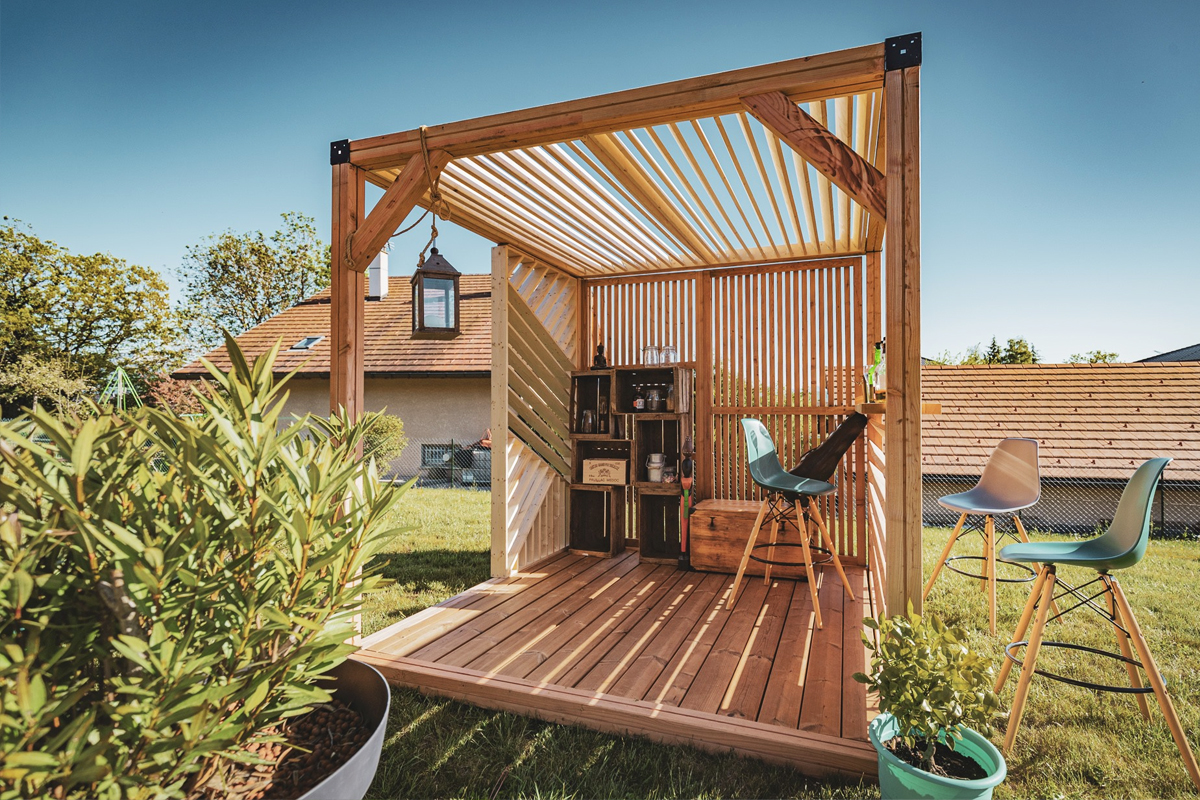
<box><xmin>868</xmin><ymin>714</ymin><xmax>1006</xmax><ymax>800</ymax></box>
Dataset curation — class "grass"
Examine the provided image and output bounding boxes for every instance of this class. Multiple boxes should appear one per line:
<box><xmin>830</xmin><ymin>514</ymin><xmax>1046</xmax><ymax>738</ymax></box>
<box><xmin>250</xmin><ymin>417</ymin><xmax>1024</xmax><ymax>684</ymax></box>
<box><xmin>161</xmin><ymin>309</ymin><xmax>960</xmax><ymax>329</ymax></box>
<box><xmin>359</xmin><ymin>490</ymin><xmax>1200</xmax><ymax>799</ymax></box>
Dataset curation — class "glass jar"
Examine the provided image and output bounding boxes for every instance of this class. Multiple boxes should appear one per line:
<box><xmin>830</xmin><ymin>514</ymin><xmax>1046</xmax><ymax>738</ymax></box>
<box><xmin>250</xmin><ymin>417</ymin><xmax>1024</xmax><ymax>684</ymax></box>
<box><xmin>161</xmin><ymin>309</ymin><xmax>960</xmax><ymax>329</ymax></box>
<box><xmin>642</xmin><ymin>345</ymin><xmax>660</xmax><ymax>365</ymax></box>
<box><xmin>581</xmin><ymin>409</ymin><xmax>595</xmax><ymax>434</ymax></box>
<box><xmin>661</xmin><ymin>345</ymin><xmax>677</xmax><ymax>364</ymax></box>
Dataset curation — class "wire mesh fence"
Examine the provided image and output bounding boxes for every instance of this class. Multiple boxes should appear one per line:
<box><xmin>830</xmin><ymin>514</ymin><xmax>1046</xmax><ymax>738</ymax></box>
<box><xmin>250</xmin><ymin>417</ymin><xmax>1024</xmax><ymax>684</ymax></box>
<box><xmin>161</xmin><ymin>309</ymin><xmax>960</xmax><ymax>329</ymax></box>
<box><xmin>923</xmin><ymin>473</ymin><xmax>1200</xmax><ymax>540</ymax></box>
<box><xmin>384</xmin><ymin>437</ymin><xmax>493</xmax><ymax>490</ymax></box>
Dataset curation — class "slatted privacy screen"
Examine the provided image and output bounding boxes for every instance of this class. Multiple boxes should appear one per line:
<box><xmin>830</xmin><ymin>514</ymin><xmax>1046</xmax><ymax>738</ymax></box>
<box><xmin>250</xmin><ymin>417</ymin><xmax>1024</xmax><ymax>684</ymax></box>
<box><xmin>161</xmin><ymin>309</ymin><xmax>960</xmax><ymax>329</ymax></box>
<box><xmin>709</xmin><ymin>260</ymin><xmax>866</xmax><ymax>561</ymax></box>
<box><xmin>495</xmin><ymin>247</ymin><xmax>578</xmax><ymax>572</ymax></box>
<box><xmin>584</xmin><ymin>257</ymin><xmax>872</xmax><ymax>563</ymax></box>
<box><xmin>400</xmin><ymin>92</ymin><xmax>884</xmax><ymax>277</ymax></box>
<box><xmin>587</xmin><ymin>273</ymin><xmax>699</xmax><ymax>367</ymax></box>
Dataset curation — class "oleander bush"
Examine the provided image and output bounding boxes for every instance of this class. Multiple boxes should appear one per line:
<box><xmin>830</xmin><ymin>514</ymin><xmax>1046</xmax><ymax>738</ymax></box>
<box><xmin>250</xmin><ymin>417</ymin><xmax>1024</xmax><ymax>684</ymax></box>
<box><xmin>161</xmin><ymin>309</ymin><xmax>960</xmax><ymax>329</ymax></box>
<box><xmin>0</xmin><ymin>337</ymin><xmax>404</xmax><ymax>799</ymax></box>
<box><xmin>855</xmin><ymin>602</ymin><xmax>1002</xmax><ymax>772</ymax></box>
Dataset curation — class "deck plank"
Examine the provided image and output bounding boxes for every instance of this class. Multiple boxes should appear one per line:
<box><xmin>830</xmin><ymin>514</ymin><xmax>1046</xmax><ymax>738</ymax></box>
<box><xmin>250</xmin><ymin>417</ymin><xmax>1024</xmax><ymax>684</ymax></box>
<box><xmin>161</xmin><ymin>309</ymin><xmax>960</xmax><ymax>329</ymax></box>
<box><xmin>757</xmin><ymin>570</ymin><xmax>817</xmax><ymax>728</ymax></box>
<box><xmin>410</xmin><ymin>552</ymin><xmax>631</xmax><ymax>663</ymax></box>
<box><xmin>526</xmin><ymin>565</ymin><xmax>689</xmax><ymax>686</ymax></box>
<box><xmin>678</xmin><ymin>579</ymin><xmax>771</xmax><ymax>714</ymax></box>
<box><xmin>641</xmin><ymin>577</ymin><xmax>739</xmax><ymax>706</ymax></box>
<box><xmin>608</xmin><ymin>572</ymin><xmax>728</xmax><ymax>701</ymax></box>
<box><xmin>360</xmin><ymin>551</ymin><xmax>579</xmax><ymax>655</ymax></box>
<box><xmin>430</xmin><ymin>553</ymin><xmax>641</xmax><ymax>668</ymax></box>
<box><xmin>718</xmin><ymin>578</ymin><xmax>795</xmax><ymax>720</ymax></box>
<box><xmin>797</xmin><ymin>570</ymin><xmax>844</xmax><ymax>737</ymax></box>
<box><xmin>467</xmin><ymin>559</ymin><xmax>659</xmax><ymax>676</ymax></box>
<box><xmin>841</xmin><ymin>566</ymin><xmax>870</xmax><ymax>740</ymax></box>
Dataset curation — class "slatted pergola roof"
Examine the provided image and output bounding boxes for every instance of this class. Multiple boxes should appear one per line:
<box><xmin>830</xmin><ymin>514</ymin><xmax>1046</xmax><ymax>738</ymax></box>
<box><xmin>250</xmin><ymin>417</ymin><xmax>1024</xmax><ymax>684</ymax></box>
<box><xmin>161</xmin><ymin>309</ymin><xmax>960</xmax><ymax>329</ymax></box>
<box><xmin>338</xmin><ymin>41</ymin><xmax>895</xmax><ymax>277</ymax></box>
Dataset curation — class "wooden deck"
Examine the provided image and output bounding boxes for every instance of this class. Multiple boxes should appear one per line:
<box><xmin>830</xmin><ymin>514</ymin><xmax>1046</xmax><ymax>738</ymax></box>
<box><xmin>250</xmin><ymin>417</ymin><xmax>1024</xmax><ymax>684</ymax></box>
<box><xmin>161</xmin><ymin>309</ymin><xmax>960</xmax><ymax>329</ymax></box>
<box><xmin>358</xmin><ymin>551</ymin><xmax>879</xmax><ymax>779</ymax></box>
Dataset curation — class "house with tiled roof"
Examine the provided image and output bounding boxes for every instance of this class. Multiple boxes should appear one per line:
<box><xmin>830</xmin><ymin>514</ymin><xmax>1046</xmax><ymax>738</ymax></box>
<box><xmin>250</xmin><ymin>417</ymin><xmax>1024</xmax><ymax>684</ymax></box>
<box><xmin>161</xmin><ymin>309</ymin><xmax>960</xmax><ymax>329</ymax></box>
<box><xmin>175</xmin><ymin>264</ymin><xmax>491</xmax><ymax>482</ymax></box>
<box><xmin>1139</xmin><ymin>342</ymin><xmax>1200</xmax><ymax>362</ymax></box>
<box><xmin>920</xmin><ymin>363</ymin><xmax>1200</xmax><ymax>534</ymax></box>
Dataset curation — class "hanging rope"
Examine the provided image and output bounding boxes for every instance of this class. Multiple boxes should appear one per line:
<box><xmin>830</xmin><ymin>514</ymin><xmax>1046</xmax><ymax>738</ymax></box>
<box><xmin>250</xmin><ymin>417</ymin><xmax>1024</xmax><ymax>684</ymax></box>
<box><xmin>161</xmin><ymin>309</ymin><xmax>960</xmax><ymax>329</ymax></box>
<box><xmin>389</xmin><ymin>126</ymin><xmax>453</xmax><ymax>268</ymax></box>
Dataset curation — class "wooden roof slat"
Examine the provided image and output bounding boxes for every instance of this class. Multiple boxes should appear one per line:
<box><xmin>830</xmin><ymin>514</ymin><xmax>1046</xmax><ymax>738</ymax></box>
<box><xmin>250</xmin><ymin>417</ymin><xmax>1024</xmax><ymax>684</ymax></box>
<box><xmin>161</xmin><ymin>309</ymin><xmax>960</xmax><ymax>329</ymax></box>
<box><xmin>621</xmin><ymin>129</ymin><xmax>726</xmax><ymax>255</ymax></box>
<box><xmin>764</xmin><ymin>129</ymin><xmax>809</xmax><ymax>253</ymax></box>
<box><xmin>542</xmin><ymin>143</ymin><xmax>686</xmax><ymax>267</ymax></box>
<box><xmin>644</xmin><ymin>126</ymin><xmax>738</xmax><ymax>253</ymax></box>
<box><xmin>835</xmin><ymin>96</ymin><xmax>853</xmax><ymax>251</ymax></box>
<box><xmin>510</xmin><ymin>149</ymin><xmax>675</xmax><ymax>267</ymax></box>
<box><xmin>736</xmin><ymin>112</ymin><xmax>795</xmax><ymax>258</ymax></box>
<box><xmin>669</xmin><ymin>122</ymin><xmax>750</xmax><ymax>253</ymax></box>
<box><xmin>689</xmin><ymin>119</ymin><xmax>764</xmax><ymax>254</ymax></box>
<box><xmin>714</xmin><ymin>116</ymin><xmax>782</xmax><ymax>259</ymax></box>
<box><xmin>348</xmin><ymin>43</ymin><xmax>885</xmax><ymax>168</ymax></box>
<box><xmin>582</xmin><ymin>133</ymin><xmax>718</xmax><ymax>263</ymax></box>
<box><xmin>807</xmin><ymin>101</ymin><xmax>838</xmax><ymax>251</ymax></box>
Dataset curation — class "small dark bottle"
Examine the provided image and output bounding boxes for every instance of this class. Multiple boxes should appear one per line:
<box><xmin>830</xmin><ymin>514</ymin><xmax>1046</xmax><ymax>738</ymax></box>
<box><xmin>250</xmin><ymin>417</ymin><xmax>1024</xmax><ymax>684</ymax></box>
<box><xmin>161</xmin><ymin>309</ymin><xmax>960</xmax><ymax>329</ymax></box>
<box><xmin>632</xmin><ymin>384</ymin><xmax>646</xmax><ymax>412</ymax></box>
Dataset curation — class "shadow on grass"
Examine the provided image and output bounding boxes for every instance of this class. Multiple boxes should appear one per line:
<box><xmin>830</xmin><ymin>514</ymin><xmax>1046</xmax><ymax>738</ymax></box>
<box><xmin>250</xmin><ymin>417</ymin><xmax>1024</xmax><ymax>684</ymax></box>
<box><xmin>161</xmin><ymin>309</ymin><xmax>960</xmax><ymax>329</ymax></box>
<box><xmin>367</xmin><ymin>686</ymin><xmax>878</xmax><ymax>800</ymax></box>
<box><xmin>368</xmin><ymin>547</ymin><xmax>490</xmax><ymax>596</ymax></box>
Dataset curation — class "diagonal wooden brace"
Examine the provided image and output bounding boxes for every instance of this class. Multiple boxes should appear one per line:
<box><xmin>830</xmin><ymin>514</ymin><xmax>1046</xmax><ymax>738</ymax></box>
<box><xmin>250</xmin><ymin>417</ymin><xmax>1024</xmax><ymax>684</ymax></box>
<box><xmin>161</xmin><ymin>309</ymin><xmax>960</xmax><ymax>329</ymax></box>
<box><xmin>347</xmin><ymin>149</ymin><xmax>453</xmax><ymax>270</ymax></box>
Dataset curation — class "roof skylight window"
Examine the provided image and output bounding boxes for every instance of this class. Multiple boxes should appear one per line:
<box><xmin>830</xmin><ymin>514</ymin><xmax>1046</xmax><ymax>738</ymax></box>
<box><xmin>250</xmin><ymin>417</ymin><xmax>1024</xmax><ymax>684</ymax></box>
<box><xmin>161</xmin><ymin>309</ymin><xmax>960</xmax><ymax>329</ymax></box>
<box><xmin>291</xmin><ymin>336</ymin><xmax>324</xmax><ymax>351</ymax></box>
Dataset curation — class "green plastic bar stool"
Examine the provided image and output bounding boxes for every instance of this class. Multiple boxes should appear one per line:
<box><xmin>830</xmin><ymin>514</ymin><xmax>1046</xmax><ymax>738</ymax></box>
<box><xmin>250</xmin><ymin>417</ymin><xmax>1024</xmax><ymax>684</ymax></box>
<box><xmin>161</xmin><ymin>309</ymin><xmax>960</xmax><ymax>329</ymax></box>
<box><xmin>994</xmin><ymin>458</ymin><xmax>1200</xmax><ymax>792</ymax></box>
<box><xmin>729</xmin><ymin>419</ymin><xmax>855</xmax><ymax>629</ymax></box>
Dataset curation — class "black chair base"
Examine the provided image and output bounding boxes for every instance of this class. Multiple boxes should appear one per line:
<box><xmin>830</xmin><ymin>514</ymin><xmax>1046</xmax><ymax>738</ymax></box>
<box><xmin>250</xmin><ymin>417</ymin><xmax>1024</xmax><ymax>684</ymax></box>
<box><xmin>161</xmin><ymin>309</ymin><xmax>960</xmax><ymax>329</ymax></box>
<box><xmin>1004</xmin><ymin>639</ymin><xmax>1155</xmax><ymax>694</ymax></box>
<box><xmin>746</xmin><ymin>541</ymin><xmax>833</xmax><ymax>570</ymax></box>
<box><xmin>945</xmin><ymin>554</ymin><xmax>1036</xmax><ymax>584</ymax></box>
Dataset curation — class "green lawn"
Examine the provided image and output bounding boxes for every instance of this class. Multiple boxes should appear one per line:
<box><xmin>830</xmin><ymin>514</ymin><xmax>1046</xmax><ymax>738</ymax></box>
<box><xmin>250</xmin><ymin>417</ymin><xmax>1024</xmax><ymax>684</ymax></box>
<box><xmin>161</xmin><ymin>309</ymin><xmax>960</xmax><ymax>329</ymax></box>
<box><xmin>360</xmin><ymin>491</ymin><xmax>1200</xmax><ymax>799</ymax></box>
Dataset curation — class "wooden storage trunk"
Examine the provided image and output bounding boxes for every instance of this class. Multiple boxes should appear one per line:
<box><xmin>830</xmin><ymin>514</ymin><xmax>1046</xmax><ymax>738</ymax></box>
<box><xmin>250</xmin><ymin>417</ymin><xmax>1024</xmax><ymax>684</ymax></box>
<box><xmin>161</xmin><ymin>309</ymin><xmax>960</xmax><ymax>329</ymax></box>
<box><xmin>689</xmin><ymin>498</ymin><xmax>808</xmax><ymax>579</ymax></box>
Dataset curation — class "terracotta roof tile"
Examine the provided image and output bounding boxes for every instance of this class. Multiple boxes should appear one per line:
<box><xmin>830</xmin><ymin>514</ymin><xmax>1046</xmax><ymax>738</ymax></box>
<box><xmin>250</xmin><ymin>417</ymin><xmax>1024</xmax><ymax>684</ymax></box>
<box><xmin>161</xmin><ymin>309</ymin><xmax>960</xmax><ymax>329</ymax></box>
<box><xmin>921</xmin><ymin>363</ymin><xmax>1200</xmax><ymax>482</ymax></box>
<box><xmin>173</xmin><ymin>275</ymin><xmax>491</xmax><ymax>377</ymax></box>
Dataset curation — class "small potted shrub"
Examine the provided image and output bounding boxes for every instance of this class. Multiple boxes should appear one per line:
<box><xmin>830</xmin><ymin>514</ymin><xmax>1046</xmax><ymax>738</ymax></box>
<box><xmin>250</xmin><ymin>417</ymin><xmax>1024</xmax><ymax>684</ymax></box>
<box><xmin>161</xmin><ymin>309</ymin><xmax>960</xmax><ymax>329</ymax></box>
<box><xmin>0</xmin><ymin>338</ymin><xmax>404</xmax><ymax>799</ymax></box>
<box><xmin>855</xmin><ymin>603</ymin><xmax>1006</xmax><ymax>800</ymax></box>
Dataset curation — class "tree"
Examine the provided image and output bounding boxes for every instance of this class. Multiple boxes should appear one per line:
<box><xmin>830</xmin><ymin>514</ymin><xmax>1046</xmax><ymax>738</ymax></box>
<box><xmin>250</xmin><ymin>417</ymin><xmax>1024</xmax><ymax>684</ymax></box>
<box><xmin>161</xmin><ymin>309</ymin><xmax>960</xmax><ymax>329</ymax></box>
<box><xmin>178</xmin><ymin>212</ymin><xmax>330</xmax><ymax>354</ymax></box>
<box><xmin>0</xmin><ymin>219</ymin><xmax>180</xmax><ymax>412</ymax></box>
<box><xmin>0</xmin><ymin>354</ymin><xmax>92</xmax><ymax>416</ymax></box>
<box><xmin>1068</xmin><ymin>350</ymin><xmax>1120</xmax><ymax>364</ymax></box>
<box><xmin>943</xmin><ymin>336</ymin><xmax>1040</xmax><ymax>365</ymax></box>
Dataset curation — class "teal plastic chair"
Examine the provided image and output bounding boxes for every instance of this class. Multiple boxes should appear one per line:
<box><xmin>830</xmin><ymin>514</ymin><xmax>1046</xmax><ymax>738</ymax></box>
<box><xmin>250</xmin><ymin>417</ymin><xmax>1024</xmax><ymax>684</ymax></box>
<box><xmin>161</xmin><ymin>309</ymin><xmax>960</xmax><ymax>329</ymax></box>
<box><xmin>730</xmin><ymin>419</ymin><xmax>855</xmax><ymax>629</ymax></box>
<box><xmin>994</xmin><ymin>458</ymin><xmax>1200</xmax><ymax>791</ymax></box>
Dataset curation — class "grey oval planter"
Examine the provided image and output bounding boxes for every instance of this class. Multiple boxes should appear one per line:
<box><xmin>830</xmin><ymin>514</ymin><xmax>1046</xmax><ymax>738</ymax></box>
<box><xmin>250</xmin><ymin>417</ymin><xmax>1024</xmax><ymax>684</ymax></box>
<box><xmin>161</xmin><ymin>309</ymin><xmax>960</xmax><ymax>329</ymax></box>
<box><xmin>296</xmin><ymin>658</ymin><xmax>391</xmax><ymax>800</ymax></box>
<box><xmin>868</xmin><ymin>713</ymin><xmax>1006</xmax><ymax>800</ymax></box>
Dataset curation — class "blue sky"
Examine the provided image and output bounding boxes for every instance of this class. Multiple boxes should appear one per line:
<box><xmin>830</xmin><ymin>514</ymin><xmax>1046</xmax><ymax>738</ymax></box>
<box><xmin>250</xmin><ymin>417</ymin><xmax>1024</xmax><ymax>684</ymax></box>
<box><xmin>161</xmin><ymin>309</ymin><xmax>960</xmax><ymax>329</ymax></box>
<box><xmin>3</xmin><ymin>0</ymin><xmax>1197</xmax><ymax>362</ymax></box>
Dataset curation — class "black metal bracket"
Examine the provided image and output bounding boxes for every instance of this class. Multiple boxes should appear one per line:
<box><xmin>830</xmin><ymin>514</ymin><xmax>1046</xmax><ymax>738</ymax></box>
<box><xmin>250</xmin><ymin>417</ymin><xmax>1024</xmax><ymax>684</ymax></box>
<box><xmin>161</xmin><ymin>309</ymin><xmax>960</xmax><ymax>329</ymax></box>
<box><xmin>330</xmin><ymin>139</ymin><xmax>351</xmax><ymax>165</ymax></box>
<box><xmin>885</xmin><ymin>33</ymin><xmax>922</xmax><ymax>71</ymax></box>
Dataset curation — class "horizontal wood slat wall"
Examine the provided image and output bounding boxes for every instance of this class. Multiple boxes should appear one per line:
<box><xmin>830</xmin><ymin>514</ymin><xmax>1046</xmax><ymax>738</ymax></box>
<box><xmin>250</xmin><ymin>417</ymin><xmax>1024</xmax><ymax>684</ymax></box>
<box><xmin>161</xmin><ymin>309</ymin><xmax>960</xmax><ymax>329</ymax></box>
<box><xmin>584</xmin><ymin>257</ymin><xmax>871</xmax><ymax>564</ymax></box>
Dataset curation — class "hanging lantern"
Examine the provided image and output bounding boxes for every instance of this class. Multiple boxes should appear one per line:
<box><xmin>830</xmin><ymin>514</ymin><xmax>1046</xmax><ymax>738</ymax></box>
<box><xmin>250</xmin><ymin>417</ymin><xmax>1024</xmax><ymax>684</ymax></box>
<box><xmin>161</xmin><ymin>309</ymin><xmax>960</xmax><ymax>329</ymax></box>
<box><xmin>411</xmin><ymin>247</ymin><xmax>460</xmax><ymax>337</ymax></box>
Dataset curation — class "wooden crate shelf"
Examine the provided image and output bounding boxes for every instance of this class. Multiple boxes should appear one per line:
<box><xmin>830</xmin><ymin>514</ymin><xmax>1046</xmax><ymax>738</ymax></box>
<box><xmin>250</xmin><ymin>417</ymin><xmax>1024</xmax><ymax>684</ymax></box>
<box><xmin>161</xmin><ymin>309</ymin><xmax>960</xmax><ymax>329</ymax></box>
<box><xmin>569</xmin><ymin>485</ymin><xmax>626</xmax><ymax>557</ymax></box>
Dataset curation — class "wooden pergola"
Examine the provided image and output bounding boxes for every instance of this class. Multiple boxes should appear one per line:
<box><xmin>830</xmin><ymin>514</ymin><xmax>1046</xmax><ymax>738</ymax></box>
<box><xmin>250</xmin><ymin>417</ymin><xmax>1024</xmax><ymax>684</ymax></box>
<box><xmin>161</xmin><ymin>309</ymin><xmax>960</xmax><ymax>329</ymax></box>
<box><xmin>334</xmin><ymin>35</ymin><xmax>924</xmax><ymax>776</ymax></box>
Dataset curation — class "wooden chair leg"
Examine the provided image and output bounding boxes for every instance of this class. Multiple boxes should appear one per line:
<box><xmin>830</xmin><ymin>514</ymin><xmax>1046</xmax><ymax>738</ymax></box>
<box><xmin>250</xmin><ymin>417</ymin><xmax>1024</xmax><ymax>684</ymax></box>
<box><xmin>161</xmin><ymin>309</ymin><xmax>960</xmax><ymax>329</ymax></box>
<box><xmin>1110</xmin><ymin>577</ymin><xmax>1200</xmax><ymax>792</ymax></box>
<box><xmin>980</xmin><ymin>516</ymin><xmax>990</xmax><ymax>594</ymax></box>
<box><xmin>1103</xmin><ymin>576</ymin><xmax>1151</xmax><ymax>721</ymax></box>
<box><xmin>995</xmin><ymin>566</ymin><xmax>1048</xmax><ymax>693</ymax></box>
<box><xmin>986</xmin><ymin>515</ymin><xmax>997</xmax><ymax>635</ymax></box>
<box><xmin>1004</xmin><ymin>567</ymin><xmax>1056</xmax><ymax>753</ymax></box>
<box><xmin>730</xmin><ymin>498</ymin><xmax>768</xmax><ymax>607</ymax></box>
<box><xmin>923</xmin><ymin>512</ymin><xmax>968</xmax><ymax>601</ymax></box>
<box><xmin>1013</xmin><ymin>516</ymin><xmax>1061</xmax><ymax>619</ymax></box>
<box><xmin>806</xmin><ymin>503</ymin><xmax>855</xmax><ymax>601</ymax></box>
<box><xmin>763</xmin><ymin>514</ymin><xmax>781</xmax><ymax>585</ymax></box>
<box><xmin>794</xmin><ymin>505</ymin><xmax>823</xmax><ymax>630</ymax></box>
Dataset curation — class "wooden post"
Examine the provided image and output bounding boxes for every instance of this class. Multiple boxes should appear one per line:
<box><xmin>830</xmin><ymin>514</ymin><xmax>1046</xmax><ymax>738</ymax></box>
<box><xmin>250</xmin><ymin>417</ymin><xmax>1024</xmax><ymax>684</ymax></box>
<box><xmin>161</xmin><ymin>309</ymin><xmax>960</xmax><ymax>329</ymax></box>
<box><xmin>490</xmin><ymin>245</ymin><xmax>511</xmax><ymax>577</ymax></box>
<box><xmin>883</xmin><ymin>61</ymin><xmax>921</xmax><ymax>614</ymax></box>
<box><xmin>330</xmin><ymin>162</ymin><xmax>366</xmax><ymax>423</ymax></box>
<box><xmin>695</xmin><ymin>272</ymin><xmax>713</xmax><ymax>500</ymax></box>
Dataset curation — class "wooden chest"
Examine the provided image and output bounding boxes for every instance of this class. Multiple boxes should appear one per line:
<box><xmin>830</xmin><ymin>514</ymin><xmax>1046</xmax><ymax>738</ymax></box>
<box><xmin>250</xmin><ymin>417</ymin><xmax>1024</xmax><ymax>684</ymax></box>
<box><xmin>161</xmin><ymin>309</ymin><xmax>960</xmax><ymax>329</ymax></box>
<box><xmin>689</xmin><ymin>498</ymin><xmax>808</xmax><ymax>579</ymax></box>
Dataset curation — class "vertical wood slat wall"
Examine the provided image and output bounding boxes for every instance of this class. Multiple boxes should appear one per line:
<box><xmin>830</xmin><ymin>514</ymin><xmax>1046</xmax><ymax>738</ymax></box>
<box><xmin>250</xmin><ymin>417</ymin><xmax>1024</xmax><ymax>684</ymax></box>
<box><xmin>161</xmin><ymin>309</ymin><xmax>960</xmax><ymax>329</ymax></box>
<box><xmin>584</xmin><ymin>257</ymin><xmax>873</xmax><ymax>564</ymax></box>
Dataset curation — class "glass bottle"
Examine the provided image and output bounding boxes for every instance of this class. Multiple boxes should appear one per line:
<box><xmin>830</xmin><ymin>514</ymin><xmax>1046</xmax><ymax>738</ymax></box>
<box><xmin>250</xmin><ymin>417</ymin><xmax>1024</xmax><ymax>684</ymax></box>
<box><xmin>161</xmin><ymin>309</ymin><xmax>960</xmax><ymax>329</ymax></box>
<box><xmin>597</xmin><ymin>395</ymin><xmax>609</xmax><ymax>433</ymax></box>
<box><xmin>633</xmin><ymin>384</ymin><xmax>645</xmax><ymax>412</ymax></box>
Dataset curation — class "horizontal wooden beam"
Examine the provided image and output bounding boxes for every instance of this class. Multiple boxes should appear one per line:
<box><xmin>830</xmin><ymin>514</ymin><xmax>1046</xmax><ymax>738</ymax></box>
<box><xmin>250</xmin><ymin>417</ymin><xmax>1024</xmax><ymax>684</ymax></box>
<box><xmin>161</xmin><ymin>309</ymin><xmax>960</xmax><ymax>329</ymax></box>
<box><xmin>348</xmin><ymin>44</ymin><xmax>885</xmax><ymax>168</ymax></box>
<box><xmin>348</xmin><ymin>149</ymin><xmax>452</xmax><ymax>270</ymax></box>
<box><xmin>741</xmin><ymin>92</ymin><xmax>887</xmax><ymax>220</ymax></box>
<box><xmin>355</xmin><ymin>651</ymin><xmax>878</xmax><ymax>780</ymax></box>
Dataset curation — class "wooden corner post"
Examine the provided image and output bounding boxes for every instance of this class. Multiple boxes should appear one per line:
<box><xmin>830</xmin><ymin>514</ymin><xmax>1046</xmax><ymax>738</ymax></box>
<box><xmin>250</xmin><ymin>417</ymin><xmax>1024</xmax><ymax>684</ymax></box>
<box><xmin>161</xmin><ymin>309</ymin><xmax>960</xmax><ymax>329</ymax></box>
<box><xmin>490</xmin><ymin>245</ymin><xmax>511</xmax><ymax>577</ymax></box>
<box><xmin>883</xmin><ymin>34</ymin><xmax>922</xmax><ymax>614</ymax></box>
<box><xmin>331</xmin><ymin>159</ymin><xmax>366</xmax><ymax>424</ymax></box>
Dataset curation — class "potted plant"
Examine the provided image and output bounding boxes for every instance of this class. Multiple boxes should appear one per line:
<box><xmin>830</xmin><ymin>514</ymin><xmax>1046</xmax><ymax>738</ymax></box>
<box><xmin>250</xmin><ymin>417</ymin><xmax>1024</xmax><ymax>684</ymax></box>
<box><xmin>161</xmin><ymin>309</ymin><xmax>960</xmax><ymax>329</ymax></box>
<box><xmin>854</xmin><ymin>603</ymin><xmax>1006</xmax><ymax>800</ymax></box>
<box><xmin>0</xmin><ymin>338</ymin><xmax>404</xmax><ymax>799</ymax></box>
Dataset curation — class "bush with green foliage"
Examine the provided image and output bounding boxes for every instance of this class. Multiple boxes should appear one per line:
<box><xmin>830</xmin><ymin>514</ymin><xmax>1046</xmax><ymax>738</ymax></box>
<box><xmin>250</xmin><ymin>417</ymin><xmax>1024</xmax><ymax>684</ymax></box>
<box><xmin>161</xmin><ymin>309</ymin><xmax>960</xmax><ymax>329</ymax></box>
<box><xmin>363</xmin><ymin>412</ymin><xmax>407</xmax><ymax>468</ymax></box>
<box><xmin>854</xmin><ymin>602</ymin><xmax>1002</xmax><ymax>771</ymax></box>
<box><xmin>0</xmin><ymin>337</ymin><xmax>404</xmax><ymax>799</ymax></box>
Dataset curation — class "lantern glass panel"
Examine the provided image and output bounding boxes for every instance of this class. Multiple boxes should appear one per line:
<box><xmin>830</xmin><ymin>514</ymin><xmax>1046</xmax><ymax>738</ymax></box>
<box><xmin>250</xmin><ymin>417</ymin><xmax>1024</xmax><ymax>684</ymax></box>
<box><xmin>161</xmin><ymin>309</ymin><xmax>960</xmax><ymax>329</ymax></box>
<box><xmin>422</xmin><ymin>277</ymin><xmax>455</xmax><ymax>329</ymax></box>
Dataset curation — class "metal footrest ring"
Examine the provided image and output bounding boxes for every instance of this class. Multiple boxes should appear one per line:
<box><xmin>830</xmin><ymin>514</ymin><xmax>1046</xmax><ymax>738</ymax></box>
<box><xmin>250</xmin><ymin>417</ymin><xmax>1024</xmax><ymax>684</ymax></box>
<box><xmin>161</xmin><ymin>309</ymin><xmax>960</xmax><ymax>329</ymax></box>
<box><xmin>945</xmin><ymin>555</ymin><xmax>1036</xmax><ymax>584</ymax></box>
<box><xmin>1004</xmin><ymin>640</ymin><xmax>1156</xmax><ymax>694</ymax></box>
<box><xmin>746</xmin><ymin>541</ymin><xmax>833</xmax><ymax>569</ymax></box>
